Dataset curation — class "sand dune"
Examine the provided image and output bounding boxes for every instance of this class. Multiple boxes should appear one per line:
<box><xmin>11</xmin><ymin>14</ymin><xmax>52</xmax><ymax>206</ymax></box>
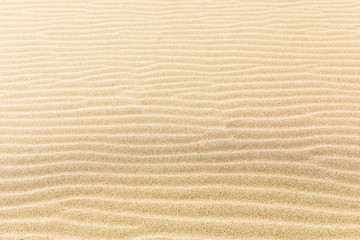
<box><xmin>1</xmin><ymin>0</ymin><xmax>360</xmax><ymax>239</ymax></box>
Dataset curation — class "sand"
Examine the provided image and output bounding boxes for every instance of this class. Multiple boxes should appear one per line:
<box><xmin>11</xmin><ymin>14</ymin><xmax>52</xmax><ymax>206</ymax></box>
<box><xmin>0</xmin><ymin>0</ymin><xmax>360</xmax><ymax>239</ymax></box>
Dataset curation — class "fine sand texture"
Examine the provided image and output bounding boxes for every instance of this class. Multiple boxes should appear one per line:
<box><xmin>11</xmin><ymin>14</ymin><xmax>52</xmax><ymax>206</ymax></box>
<box><xmin>1</xmin><ymin>0</ymin><xmax>360</xmax><ymax>239</ymax></box>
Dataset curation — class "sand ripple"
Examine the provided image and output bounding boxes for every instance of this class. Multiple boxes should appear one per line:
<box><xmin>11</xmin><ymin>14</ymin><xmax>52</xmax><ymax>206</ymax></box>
<box><xmin>1</xmin><ymin>0</ymin><xmax>360</xmax><ymax>239</ymax></box>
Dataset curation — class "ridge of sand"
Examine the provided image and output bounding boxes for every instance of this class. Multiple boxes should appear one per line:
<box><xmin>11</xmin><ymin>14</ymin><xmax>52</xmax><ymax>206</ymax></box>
<box><xmin>1</xmin><ymin>0</ymin><xmax>360</xmax><ymax>239</ymax></box>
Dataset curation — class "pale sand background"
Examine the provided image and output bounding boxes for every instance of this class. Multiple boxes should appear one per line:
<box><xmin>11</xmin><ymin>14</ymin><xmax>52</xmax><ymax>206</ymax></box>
<box><xmin>1</xmin><ymin>0</ymin><xmax>360</xmax><ymax>239</ymax></box>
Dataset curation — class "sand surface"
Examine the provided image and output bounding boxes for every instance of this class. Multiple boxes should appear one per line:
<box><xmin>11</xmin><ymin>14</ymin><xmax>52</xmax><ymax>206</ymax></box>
<box><xmin>1</xmin><ymin>0</ymin><xmax>360</xmax><ymax>239</ymax></box>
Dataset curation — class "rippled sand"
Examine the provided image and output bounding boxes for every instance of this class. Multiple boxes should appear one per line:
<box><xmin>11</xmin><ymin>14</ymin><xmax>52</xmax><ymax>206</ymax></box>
<box><xmin>1</xmin><ymin>0</ymin><xmax>360</xmax><ymax>239</ymax></box>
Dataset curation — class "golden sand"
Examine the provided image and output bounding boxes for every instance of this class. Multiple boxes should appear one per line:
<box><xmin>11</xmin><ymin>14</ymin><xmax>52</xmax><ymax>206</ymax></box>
<box><xmin>1</xmin><ymin>0</ymin><xmax>360</xmax><ymax>239</ymax></box>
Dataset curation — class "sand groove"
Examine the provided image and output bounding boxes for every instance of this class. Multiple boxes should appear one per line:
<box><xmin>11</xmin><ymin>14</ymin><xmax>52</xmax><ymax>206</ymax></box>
<box><xmin>1</xmin><ymin>0</ymin><xmax>360</xmax><ymax>239</ymax></box>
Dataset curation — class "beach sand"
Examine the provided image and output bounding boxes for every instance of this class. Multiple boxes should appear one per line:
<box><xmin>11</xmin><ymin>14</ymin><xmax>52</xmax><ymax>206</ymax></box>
<box><xmin>1</xmin><ymin>0</ymin><xmax>360</xmax><ymax>239</ymax></box>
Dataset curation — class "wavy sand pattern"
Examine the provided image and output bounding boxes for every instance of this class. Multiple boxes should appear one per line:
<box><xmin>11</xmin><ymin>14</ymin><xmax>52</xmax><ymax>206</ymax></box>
<box><xmin>1</xmin><ymin>0</ymin><xmax>360</xmax><ymax>239</ymax></box>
